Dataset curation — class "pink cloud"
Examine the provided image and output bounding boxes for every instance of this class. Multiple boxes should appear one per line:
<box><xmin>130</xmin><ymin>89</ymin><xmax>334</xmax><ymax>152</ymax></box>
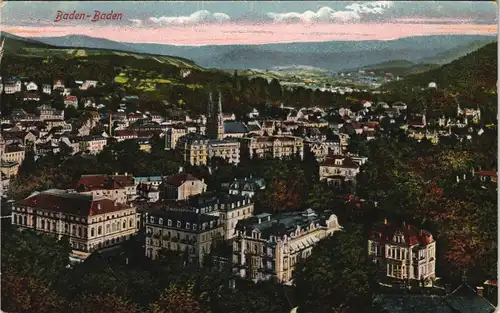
<box><xmin>2</xmin><ymin>22</ymin><xmax>497</xmax><ymax>46</ymax></box>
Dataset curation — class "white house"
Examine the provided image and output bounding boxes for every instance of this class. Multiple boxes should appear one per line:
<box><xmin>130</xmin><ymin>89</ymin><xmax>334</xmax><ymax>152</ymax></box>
<box><xmin>25</xmin><ymin>82</ymin><xmax>38</xmax><ymax>91</ymax></box>
<box><xmin>42</xmin><ymin>84</ymin><xmax>52</xmax><ymax>95</ymax></box>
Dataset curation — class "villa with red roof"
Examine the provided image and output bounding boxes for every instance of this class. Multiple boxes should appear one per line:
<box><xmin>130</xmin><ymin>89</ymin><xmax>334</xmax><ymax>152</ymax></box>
<box><xmin>68</xmin><ymin>174</ymin><xmax>136</xmax><ymax>204</ymax></box>
<box><xmin>369</xmin><ymin>220</ymin><xmax>436</xmax><ymax>284</ymax></box>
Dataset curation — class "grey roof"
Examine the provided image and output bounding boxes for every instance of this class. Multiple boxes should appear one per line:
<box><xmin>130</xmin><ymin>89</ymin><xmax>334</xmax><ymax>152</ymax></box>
<box><xmin>246</xmin><ymin>124</ymin><xmax>261</xmax><ymax>132</ymax></box>
<box><xmin>374</xmin><ymin>285</ymin><xmax>495</xmax><ymax>313</ymax></box>
<box><xmin>235</xmin><ymin>209</ymin><xmax>329</xmax><ymax>239</ymax></box>
<box><xmin>224</xmin><ymin>121</ymin><xmax>248</xmax><ymax>134</ymax></box>
<box><xmin>374</xmin><ymin>294</ymin><xmax>454</xmax><ymax>313</ymax></box>
<box><xmin>447</xmin><ymin>284</ymin><xmax>495</xmax><ymax>313</ymax></box>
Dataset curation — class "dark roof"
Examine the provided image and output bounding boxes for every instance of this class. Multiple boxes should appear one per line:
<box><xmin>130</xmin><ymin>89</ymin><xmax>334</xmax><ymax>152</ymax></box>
<box><xmin>147</xmin><ymin>210</ymin><xmax>220</xmax><ymax>233</ymax></box>
<box><xmin>446</xmin><ymin>284</ymin><xmax>495</xmax><ymax>313</ymax></box>
<box><xmin>16</xmin><ymin>190</ymin><xmax>129</xmax><ymax>216</ymax></box>
<box><xmin>164</xmin><ymin>173</ymin><xmax>202</xmax><ymax>187</ymax></box>
<box><xmin>224</xmin><ymin>121</ymin><xmax>248</xmax><ymax>134</ymax></box>
<box><xmin>319</xmin><ymin>155</ymin><xmax>359</xmax><ymax>169</ymax></box>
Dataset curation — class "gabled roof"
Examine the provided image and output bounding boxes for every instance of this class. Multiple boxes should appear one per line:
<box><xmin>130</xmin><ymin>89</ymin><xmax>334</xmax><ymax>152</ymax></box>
<box><xmin>446</xmin><ymin>284</ymin><xmax>495</xmax><ymax>313</ymax></box>
<box><xmin>164</xmin><ymin>173</ymin><xmax>202</xmax><ymax>187</ymax></box>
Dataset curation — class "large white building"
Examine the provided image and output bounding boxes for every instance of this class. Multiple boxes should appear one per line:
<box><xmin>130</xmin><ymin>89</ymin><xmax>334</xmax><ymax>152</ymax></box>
<box><xmin>232</xmin><ymin>209</ymin><xmax>341</xmax><ymax>284</ymax></box>
<box><xmin>12</xmin><ymin>189</ymin><xmax>138</xmax><ymax>262</ymax></box>
<box><xmin>368</xmin><ymin>220</ymin><xmax>436</xmax><ymax>283</ymax></box>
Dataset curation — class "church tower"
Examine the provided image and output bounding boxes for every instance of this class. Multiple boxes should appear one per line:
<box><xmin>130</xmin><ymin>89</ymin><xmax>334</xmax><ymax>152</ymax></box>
<box><xmin>217</xmin><ymin>91</ymin><xmax>224</xmax><ymax>139</ymax></box>
<box><xmin>207</xmin><ymin>91</ymin><xmax>224</xmax><ymax>139</ymax></box>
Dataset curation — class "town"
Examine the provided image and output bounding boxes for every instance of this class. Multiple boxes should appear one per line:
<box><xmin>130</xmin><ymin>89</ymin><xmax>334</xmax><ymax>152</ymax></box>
<box><xmin>0</xmin><ymin>2</ymin><xmax>498</xmax><ymax>313</ymax></box>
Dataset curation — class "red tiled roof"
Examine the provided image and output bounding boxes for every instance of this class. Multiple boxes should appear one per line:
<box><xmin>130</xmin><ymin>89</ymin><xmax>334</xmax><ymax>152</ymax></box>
<box><xmin>165</xmin><ymin>173</ymin><xmax>201</xmax><ymax>187</ymax></box>
<box><xmin>371</xmin><ymin>221</ymin><xmax>434</xmax><ymax>246</ymax></box>
<box><xmin>68</xmin><ymin>174</ymin><xmax>134</xmax><ymax>191</ymax></box>
<box><xmin>475</xmin><ymin>171</ymin><xmax>497</xmax><ymax>177</ymax></box>
<box><xmin>65</xmin><ymin>96</ymin><xmax>77</xmax><ymax>101</ymax></box>
<box><xmin>16</xmin><ymin>191</ymin><xmax>128</xmax><ymax>216</ymax></box>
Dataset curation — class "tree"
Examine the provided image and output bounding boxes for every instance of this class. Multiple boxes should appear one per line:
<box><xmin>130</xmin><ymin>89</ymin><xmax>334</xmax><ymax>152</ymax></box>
<box><xmin>294</xmin><ymin>225</ymin><xmax>377</xmax><ymax>313</ymax></box>
<box><xmin>68</xmin><ymin>293</ymin><xmax>138</xmax><ymax>313</ymax></box>
<box><xmin>1</xmin><ymin>267</ymin><xmax>65</xmax><ymax>313</ymax></box>
<box><xmin>150</xmin><ymin>283</ymin><xmax>207</xmax><ymax>313</ymax></box>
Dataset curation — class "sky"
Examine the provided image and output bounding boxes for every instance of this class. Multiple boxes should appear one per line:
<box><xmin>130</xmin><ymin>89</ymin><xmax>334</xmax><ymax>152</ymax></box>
<box><xmin>0</xmin><ymin>1</ymin><xmax>497</xmax><ymax>45</ymax></box>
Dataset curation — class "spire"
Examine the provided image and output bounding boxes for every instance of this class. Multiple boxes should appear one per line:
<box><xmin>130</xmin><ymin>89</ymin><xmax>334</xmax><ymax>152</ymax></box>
<box><xmin>218</xmin><ymin>91</ymin><xmax>222</xmax><ymax>114</ymax></box>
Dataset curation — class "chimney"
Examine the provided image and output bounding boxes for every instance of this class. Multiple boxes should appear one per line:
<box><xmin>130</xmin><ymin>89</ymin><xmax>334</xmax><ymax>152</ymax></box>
<box><xmin>476</xmin><ymin>286</ymin><xmax>484</xmax><ymax>297</ymax></box>
<box><xmin>445</xmin><ymin>284</ymin><xmax>452</xmax><ymax>294</ymax></box>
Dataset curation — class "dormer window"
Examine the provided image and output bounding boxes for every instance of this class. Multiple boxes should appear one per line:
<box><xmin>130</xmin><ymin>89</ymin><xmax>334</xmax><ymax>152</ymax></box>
<box><xmin>150</xmin><ymin>216</ymin><xmax>155</xmax><ymax>223</ymax></box>
<box><xmin>193</xmin><ymin>224</ymin><xmax>197</xmax><ymax>230</ymax></box>
<box><xmin>177</xmin><ymin>221</ymin><xmax>181</xmax><ymax>228</ymax></box>
<box><xmin>186</xmin><ymin>222</ymin><xmax>190</xmax><ymax>229</ymax></box>
<box><xmin>168</xmin><ymin>219</ymin><xmax>172</xmax><ymax>226</ymax></box>
<box><xmin>159</xmin><ymin>218</ymin><xmax>163</xmax><ymax>225</ymax></box>
<box><xmin>335</xmin><ymin>159</ymin><xmax>343</xmax><ymax>165</ymax></box>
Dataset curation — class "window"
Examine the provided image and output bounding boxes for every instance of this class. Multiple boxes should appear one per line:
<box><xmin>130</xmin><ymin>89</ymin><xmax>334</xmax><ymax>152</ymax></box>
<box><xmin>72</xmin><ymin>225</ymin><xmax>76</xmax><ymax>235</ymax></box>
<box><xmin>186</xmin><ymin>222</ymin><xmax>190</xmax><ymax>229</ymax></box>
<box><xmin>91</xmin><ymin>227</ymin><xmax>95</xmax><ymax>237</ymax></box>
<box><xmin>177</xmin><ymin>221</ymin><xmax>181</xmax><ymax>228</ymax></box>
<box><xmin>112</xmin><ymin>223</ymin><xmax>116</xmax><ymax>231</ymax></box>
<box><xmin>168</xmin><ymin>219</ymin><xmax>172</xmax><ymax>226</ymax></box>
<box><xmin>52</xmin><ymin>221</ymin><xmax>56</xmax><ymax>231</ymax></box>
<box><xmin>193</xmin><ymin>224</ymin><xmax>197</xmax><ymax>230</ymax></box>
<box><xmin>78</xmin><ymin>227</ymin><xmax>82</xmax><ymax>237</ymax></box>
<box><xmin>159</xmin><ymin>218</ymin><xmax>163</xmax><ymax>225</ymax></box>
<box><xmin>150</xmin><ymin>216</ymin><xmax>155</xmax><ymax>223</ymax></box>
<box><xmin>129</xmin><ymin>219</ymin><xmax>133</xmax><ymax>227</ymax></box>
<box><xmin>106</xmin><ymin>224</ymin><xmax>110</xmax><ymax>234</ymax></box>
<box><xmin>41</xmin><ymin>220</ymin><xmax>45</xmax><ymax>230</ymax></box>
<box><xmin>23</xmin><ymin>216</ymin><xmax>27</xmax><ymax>225</ymax></box>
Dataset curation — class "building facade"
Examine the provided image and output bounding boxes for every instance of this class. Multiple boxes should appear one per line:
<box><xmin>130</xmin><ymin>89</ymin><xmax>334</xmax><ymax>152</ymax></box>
<box><xmin>163</xmin><ymin>173</ymin><xmax>207</xmax><ymax>200</ymax></box>
<box><xmin>12</xmin><ymin>189</ymin><xmax>137</xmax><ymax>260</ymax></box>
<box><xmin>242</xmin><ymin>135</ymin><xmax>304</xmax><ymax>160</ymax></box>
<box><xmin>144</xmin><ymin>210</ymin><xmax>223</xmax><ymax>264</ymax></box>
<box><xmin>368</xmin><ymin>220</ymin><xmax>436</xmax><ymax>283</ymax></box>
<box><xmin>233</xmin><ymin>209</ymin><xmax>341</xmax><ymax>283</ymax></box>
<box><xmin>319</xmin><ymin>155</ymin><xmax>360</xmax><ymax>190</ymax></box>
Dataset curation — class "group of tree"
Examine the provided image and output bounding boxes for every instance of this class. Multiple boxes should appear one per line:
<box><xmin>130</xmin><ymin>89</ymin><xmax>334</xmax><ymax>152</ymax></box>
<box><xmin>356</xmin><ymin>128</ymin><xmax>497</xmax><ymax>284</ymax></box>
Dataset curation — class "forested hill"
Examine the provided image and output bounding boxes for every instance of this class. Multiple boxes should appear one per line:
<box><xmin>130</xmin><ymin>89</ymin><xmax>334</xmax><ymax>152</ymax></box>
<box><xmin>385</xmin><ymin>42</ymin><xmax>497</xmax><ymax>91</ymax></box>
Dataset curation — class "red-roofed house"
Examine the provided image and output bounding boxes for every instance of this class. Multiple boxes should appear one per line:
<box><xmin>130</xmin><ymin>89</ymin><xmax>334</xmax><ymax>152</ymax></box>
<box><xmin>12</xmin><ymin>189</ymin><xmax>137</xmax><ymax>261</ymax></box>
<box><xmin>68</xmin><ymin>174</ymin><xmax>136</xmax><ymax>203</ymax></box>
<box><xmin>64</xmin><ymin>95</ymin><xmax>78</xmax><ymax>107</ymax></box>
<box><xmin>163</xmin><ymin>173</ymin><xmax>207</xmax><ymax>200</ymax></box>
<box><xmin>369</xmin><ymin>220</ymin><xmax>436</xmax><ymax>283</ymax></box>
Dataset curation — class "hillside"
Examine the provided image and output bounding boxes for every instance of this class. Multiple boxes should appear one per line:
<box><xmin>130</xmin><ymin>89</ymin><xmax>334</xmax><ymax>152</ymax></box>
<box><xmin>1</xmin><ymin>33</ymin><xmax>202</xmax><ymax>70</ymax></box>
<box><xmin>385</xmin><ymin>42</ymin><xmax>498</xmax><ymax>91</ymax></box>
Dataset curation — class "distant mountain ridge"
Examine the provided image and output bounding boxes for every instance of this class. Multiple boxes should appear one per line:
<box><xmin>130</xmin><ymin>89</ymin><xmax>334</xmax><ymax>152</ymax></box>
<box><xmin>385</xmin><ymin>42</ymin><xmax>498</xmax><ymax>90</ymax></box>
<box><xmin>24</xmin><ymin>34</ymin><xmax>496</xmax><ymax>72</ymax></box>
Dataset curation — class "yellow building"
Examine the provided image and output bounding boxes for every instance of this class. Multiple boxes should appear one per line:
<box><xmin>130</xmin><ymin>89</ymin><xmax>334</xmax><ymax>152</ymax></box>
<box><xmin>177</xmin><ymin>133</ymin><xmax>209</xmax><ymax>166</ymax></box>
<box><xmin>12</xmin><ymin>189</ymin><xmax>138</xmax><ymax>261</ymax></box>
<box><xmin>233</xmin><ymin>209</ymin><xmax>341</xmax><ymax>283</ymax></box>
<box><xmin>2</xmin><ymin>145</ymin><xmax>25</xmax><ymax>165</ymax></box>
<box><xmin>242</xmin><ymin>135</ymin><xmax>304</xmax><ymax>160</ymax></box>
